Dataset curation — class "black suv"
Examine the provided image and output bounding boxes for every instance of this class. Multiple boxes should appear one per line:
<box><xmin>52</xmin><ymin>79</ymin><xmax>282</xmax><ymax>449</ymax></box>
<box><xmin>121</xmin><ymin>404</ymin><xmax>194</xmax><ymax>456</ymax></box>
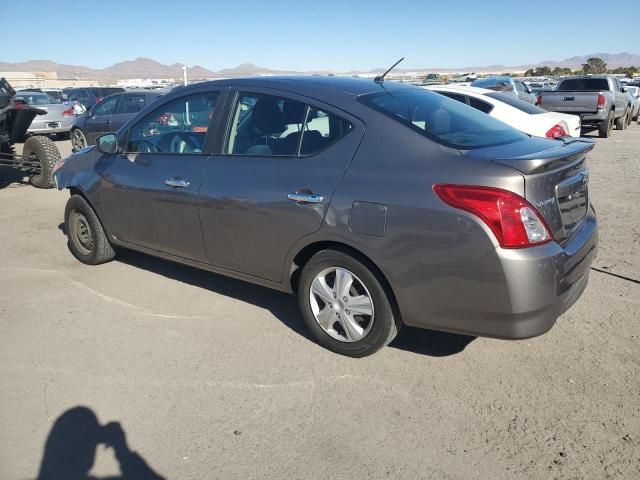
<box><xmin>63</xmin><ymin>87</ymin><xmax>125</xmax><ymax>109</ymax></box>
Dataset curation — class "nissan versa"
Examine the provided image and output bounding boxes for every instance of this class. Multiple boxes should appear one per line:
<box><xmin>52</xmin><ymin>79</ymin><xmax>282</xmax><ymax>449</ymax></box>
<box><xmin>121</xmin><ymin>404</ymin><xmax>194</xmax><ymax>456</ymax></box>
<box><xmin>54</xmin><ymin>76</ymin><xmax>598</xmax><ymax>357</ymax></box>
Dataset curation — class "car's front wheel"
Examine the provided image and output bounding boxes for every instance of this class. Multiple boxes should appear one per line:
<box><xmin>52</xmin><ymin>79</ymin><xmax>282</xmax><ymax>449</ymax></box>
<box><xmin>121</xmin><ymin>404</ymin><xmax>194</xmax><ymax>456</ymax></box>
<box><xmin>298</xmin><ymin>249</ymin><xmax>399</xmax><ymax>357</ymax></box>
<box><xmin>64</xmin><ymin>195</ymin><xmax>115</xmax><ymax>265</ymax></box>
<box><xmin>71</xmin><ymin>128</ymin><xmax>88</xmax><ymax>152</ymax></box>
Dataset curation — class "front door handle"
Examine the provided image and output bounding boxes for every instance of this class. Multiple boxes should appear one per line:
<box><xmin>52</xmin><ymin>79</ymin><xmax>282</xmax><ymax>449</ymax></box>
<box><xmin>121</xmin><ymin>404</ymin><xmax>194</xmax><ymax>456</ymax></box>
<box><xmin>164</xmin><ymin>178</ymin><xmax>190</xmax><ymax>189</ymax></box>
<box><xmin>287</xmin><ymin>192</ymin><xmax>324</xmax><ymax>204</ymax></box>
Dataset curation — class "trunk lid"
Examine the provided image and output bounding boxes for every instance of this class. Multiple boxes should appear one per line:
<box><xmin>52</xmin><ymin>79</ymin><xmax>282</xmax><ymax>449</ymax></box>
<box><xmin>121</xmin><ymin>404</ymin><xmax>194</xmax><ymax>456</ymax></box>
<box><xmin>463</xmin><ymin>137</ymin><xmax>594</xmax><ymax>243</ymax></box>
<box><xmin>539</xmin><ymin>92</ymin><xmax>599</xmax><ymax>113</ymax></box>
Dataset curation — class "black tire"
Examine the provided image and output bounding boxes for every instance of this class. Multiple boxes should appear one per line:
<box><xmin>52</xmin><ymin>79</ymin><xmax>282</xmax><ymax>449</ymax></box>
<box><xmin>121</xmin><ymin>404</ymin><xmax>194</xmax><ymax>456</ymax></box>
<box><xmin>598</xmin><ymin>110</ymin><xmax>614</xmax><ymax>138</ymax></box>
<box><xmin>615</xmin><ymin>108</ymin><xmax>628</xmax><ymax>130</ymax></box>
<box><xmin>23</xmin><ymin>135</ymin><xmax>60</xmax><ymax>188</ymax></box>
<box><xmin>64</xmin><ymin>194</ymin><xmax>115</xmax><ymax>265</ymax></box>
<box><xmin>71</xmin><ymin>128</ymin><xmax>88</xmax><ymax>152</ymax></box>
<box><xmin>298</xmin><ymin>249</ymin><xmax>399</xmax><ymax>357</ymax></box>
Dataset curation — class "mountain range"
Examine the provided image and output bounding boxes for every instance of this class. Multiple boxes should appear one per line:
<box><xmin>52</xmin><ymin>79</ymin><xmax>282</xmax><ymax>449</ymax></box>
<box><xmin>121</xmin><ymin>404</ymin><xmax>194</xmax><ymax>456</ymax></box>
<box><xmin>1</xmin><ymin>53</ymin><xmax>638</xmax><ymax>79</ymax></box>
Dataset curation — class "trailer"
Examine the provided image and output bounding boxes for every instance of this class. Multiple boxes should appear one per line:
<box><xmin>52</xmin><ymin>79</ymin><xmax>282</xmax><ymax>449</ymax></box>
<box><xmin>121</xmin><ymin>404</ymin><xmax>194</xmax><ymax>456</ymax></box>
<box><xmin>0</xmin><ymin>77</ymin><xmax>61</xmax><ymax>188</ymax></box>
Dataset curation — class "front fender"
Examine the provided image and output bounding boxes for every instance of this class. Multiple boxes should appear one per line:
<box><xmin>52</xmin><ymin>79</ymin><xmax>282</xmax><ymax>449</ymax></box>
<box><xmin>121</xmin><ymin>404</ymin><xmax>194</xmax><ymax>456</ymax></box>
<box><xmin>54</xmin><ymin>146</ymin><xmax>104</xmax><ymax>218</ymax></box>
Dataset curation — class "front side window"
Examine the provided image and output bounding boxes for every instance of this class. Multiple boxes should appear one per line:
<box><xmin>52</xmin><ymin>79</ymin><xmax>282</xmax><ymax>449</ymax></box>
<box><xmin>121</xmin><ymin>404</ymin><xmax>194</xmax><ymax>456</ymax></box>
<box><xmin>125</xmin><ymin>91</ymin><xmax>219</xmax><ymax>154</ymax></box>
<box><xmin>118</xmin><ymin>94</ymin><xmax>146</xmax><ymax>114</ymax></box>
<box><xmin>359</xmin><ymin>88</ymin><xmax>527</xmax><ymax>149</ymax></box>
<box><xmin>468</xmin><ymin>96</ymin><xmax>494</xmax><ymax>114</ymax></box>
<box><xmin>93</xmin><ymin>95</ymin><xmax>120</xmax><ymax>116</ymax></box>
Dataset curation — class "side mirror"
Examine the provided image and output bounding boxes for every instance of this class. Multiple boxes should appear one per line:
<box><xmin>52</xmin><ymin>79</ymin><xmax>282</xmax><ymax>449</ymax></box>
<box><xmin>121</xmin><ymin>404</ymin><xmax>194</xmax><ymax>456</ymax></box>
<box><xmin>96</xmin><ymin>133</ymin><xmax>118</xmax><ymax>154</ymax></box>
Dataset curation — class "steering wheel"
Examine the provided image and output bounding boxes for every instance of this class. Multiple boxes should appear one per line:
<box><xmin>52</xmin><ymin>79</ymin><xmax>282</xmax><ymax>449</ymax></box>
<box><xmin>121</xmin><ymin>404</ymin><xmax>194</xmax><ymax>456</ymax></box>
<box><xmin>136</xmin><ymin>140</ymin><xmax>158</xmax><ymax>153</ymax></box>
<box><xmin>169</xmin><ymin>133</ymin><xmax>200</xmax><ymax>154</ymax></box>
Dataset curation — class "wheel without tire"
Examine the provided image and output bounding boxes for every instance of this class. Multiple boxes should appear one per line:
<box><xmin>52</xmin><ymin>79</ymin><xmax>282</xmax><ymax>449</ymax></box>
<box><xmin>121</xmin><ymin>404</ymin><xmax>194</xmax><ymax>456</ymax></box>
<box><xmin>23</xmin><ymin>135</ymin><xmax>61</xmax><ymax>188</ymax></box>
<box><xmin>598</xmin><ymin>110</ymin><xmax>614</xmax><ymax>138</ymax></box>
<box><xmin>64</xmin><ymin>195</ymin><xmax>115</xmax><ymax>265</ymax></box>
<box><xmin>298</xmin><ymin>249</ymin><xmax>399</xmax><ymax>357</ymax></box>
<box><xmin>615</xmin><ymin>109</ymin><xmax>628</xmax><ymax>130</ymax></box>
<box><xmin>71</xmin><ymin>128</ymin><xmax>88</xmax><ymax>152</ymax></box>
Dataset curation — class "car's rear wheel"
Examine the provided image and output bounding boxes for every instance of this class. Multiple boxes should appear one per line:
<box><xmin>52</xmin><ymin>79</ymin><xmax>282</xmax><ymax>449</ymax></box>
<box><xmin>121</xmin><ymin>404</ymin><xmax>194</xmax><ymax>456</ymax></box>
<box><xmin>298</xmin><ymin>249</ymin><xmax>399</xmax><ymax>357</ymax></box>
<box><xmin>71</xmin><ymin>128</ymin><xmax>88</xmax><ymax>152</ymax></box>
<box><xmin>64</xmin><ymin>195</ymin><xmax>115</xmax><ymax>265</ymax></box>
<box><xmin>615</xmin><ymin>108</ymin><xmax>628</xmax><ymax>130</ymax></box>
<box><xmin>598</xmin><ymin>110</ymin><xmax>614</xmax><ymax>138</ymax></box>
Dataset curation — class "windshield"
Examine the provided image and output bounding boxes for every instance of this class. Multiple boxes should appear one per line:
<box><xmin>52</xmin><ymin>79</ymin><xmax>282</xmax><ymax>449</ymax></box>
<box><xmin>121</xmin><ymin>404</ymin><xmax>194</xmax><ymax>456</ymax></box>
<box><xmin>359</xmin><ymin>88</ymin><xmax>527</xmax><ymax>149</ymax></box>
<box><xmin>14</xmin><ymin>92</ymin><xmax>61</xmax><ymax>105</ymax></box>
<box><xmin>485</xmin><ymin>92</ymin><xmax>547</xmax><ymax>114</ymax></box>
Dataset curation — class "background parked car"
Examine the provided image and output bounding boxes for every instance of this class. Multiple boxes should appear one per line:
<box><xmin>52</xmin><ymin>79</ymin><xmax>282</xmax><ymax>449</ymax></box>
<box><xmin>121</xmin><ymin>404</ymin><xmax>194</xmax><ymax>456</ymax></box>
<box><xmin>424</xmin><ymin>85</ymin><xmax>582</xmax><ymax>138</ymax></box>
<box><xmin>63</xmin><ymin>87</ymin><xmax>125</xmax><ymax>110</ymax></box>
<box><xmin>14</xmin><ymin>91</ymin><xmax>74</xmax><ymax>137</ymax></box>
<box><xmin>471</xmin><ymin>76</ymin><xmax>537</xmax><ymax>104</ymax></box>
<box><xmin>528</xmin><ymin>81</ymin><xmax>554</xmax><ymax>95</ymax></box>
<box><xmin>71</xmin><ymin>90</ymin><xmax>163</xmax><ymax>151</ymax></box>
<box><xmin>536</xmin><ymin>76</ymin><xmax>631</xmax><ymax>137</ymax></box>
<box><xmin>623</xmin><ymin>85</ymin><xmax>640</xmax><ymax>122</ymax></box>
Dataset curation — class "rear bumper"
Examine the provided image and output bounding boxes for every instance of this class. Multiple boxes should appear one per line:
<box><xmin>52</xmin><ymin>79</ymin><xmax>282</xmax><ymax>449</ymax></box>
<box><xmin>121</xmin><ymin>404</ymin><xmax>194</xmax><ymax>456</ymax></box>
<box><xmin>578</xmin><ymin>112</ymin><xmax>607</xmax><ymax>125</ymax></box>
<box><xmin>381</xmin><ymin>205</ymin><xmax>598</xmax><ymax>339</ymax></box>
<box><xmin>27</xmin><ymin>116</ymin><xmax>74</xmax><ymax>134</ymax></box>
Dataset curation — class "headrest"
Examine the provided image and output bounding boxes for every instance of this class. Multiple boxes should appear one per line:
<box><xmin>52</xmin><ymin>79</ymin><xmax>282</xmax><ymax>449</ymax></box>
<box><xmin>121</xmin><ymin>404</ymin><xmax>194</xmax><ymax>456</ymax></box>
<box><xmin>427</xmin><ymin>109</ymin><xmax>451</xmax><ymax>135</ymax></box>
<box><xmin>282</xmin><ymin>100</ymin><xmax>306</xmax><ymax>125</ymax></box>
<box><xmin>252</xmin><ymin>97</ymin><xmax>284</xmax><ymax>134</ymax></box>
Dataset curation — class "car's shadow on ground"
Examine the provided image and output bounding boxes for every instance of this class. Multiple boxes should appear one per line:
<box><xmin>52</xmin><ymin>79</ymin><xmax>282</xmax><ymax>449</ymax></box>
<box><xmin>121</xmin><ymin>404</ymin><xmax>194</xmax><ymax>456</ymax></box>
<box><xmin>0</xmin><ymin>167</ymin><xmax>28</xmax><ymax>189</ymax></box>
<box><xmin>110</xmin><ymin>247</ymin><xmax>475</xmax><ymax>357</ymax></box>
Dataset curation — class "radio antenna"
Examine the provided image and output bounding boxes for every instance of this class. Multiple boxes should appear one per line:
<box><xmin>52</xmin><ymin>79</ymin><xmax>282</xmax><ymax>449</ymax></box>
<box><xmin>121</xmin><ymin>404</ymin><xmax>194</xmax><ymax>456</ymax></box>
<box><xmin>374</xmin><ymin>57</ymin><xmax>405</xmax><ymax>84</ymax></box>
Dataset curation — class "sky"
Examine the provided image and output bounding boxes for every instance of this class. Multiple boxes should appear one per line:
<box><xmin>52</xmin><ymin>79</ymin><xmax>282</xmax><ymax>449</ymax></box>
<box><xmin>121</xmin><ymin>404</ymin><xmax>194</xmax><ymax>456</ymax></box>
<box><xmin>2</xmin><ymin>0</ymin><xmax>639</xmax><ymax>71</ymax></box>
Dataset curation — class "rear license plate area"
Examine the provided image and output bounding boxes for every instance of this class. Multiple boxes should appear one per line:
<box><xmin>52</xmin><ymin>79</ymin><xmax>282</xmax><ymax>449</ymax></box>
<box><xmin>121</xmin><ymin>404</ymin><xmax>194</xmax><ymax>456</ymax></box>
<box><xmin>47</xmin><ymin>122</ymin><xmax>60</xmax><ymax>128</ymax></box>
<box><xmin>556</xmin><ymin>170</ymin><xmax>589</xmax><ymax>231</ymax></box>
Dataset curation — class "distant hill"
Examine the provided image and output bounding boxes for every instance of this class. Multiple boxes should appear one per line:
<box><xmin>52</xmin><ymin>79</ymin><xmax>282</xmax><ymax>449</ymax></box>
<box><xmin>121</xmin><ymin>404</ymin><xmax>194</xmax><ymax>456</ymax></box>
<box><xmin>1</xmin><ymin>52</ymin><xmax>639</xmax><ymax>79</ymax></box>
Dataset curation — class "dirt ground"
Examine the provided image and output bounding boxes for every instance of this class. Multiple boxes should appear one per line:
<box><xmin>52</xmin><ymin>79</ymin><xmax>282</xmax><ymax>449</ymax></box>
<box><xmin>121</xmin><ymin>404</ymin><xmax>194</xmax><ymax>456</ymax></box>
<box><xmin>1</xmin><ymin>126</ymin><xmax>639</xmax><ymax>479</ymax></box>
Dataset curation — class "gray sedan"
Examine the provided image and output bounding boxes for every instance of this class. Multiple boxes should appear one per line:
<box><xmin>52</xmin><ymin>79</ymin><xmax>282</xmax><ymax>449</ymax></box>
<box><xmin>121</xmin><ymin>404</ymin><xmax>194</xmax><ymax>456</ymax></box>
<box><xmin>14</xmin><ymin>91</ymin><xmax>74</xmax><ymax>136</ymax></box>
<box><xmin>54</xmin><ymin>76</ymin><xmax>598</xmax><ymax>357</ymax></box>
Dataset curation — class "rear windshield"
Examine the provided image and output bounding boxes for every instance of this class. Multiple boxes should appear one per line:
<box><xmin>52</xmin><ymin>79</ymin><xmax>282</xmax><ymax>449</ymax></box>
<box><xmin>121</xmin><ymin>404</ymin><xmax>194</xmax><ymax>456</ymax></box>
<box><xmin>471</xmin><ymin>78</ymin><xmax>512</xmax><ymax>89</ymax></box>
<box><xmin>558</xmin><ymin>78</ymin><xmax>609</xmax><ymax>91</ymax></box>
<box><xmin>359</xmin><ymin>88</ymin><xmax>527</xmax><ymax>149</ymax></box>
<box><xmin>14</xmin><ymin>92</ymin><xmax>60</xmax><ymax>105</ymax></box>
<box><xmin>485</xmin><ymin>92</ymin><xmax>546</xmax><ymax>114</ymax></box>
<box><xmin>99</xmin><ymin>87</ymin><xmax>125</xmax><ymax>96</ymax></box>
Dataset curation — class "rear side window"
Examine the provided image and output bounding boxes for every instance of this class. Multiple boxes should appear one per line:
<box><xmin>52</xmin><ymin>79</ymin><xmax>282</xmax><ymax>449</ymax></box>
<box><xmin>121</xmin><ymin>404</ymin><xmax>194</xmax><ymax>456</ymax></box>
<box><xmin>99</xmin><ymin>87</ymin><xmax>125</xmax><ymax>97</ymax></box>
<box><xmin>558</xmin><ymin>78</ymin><xmax>609</xmax><ymax>91</ymax></box>
<box><xmin>301</xmin><ymin>107</ymin><xmax>352</xmax><ymax>156</ymax></box>
<box><xmin>226</xmin><ymin>92</ymin><xmax>351</xmax><ymax>157</ymax></box>
<box><xmin>359</xmin><ymin>88</ymin><xmax>526</xmax><ymax>149</ymax></box>
<box><xmin>468</xmin><ymin>96</ymin><xmax>493</xmax><ymax>114</ymax></box>
<box><xmin>118</xmin><ymin>94</ymin><xmax>146</xmax><ymax>114</ymax></box>
<box><xmin>485</xmin><ymin>92</ymin><xmax>546</xmax><ymax>114</ymax></box>
<box><xmin>438</xmin><ymin>92</ymin><xmax>466</xmax><ymax>103</ymax></box>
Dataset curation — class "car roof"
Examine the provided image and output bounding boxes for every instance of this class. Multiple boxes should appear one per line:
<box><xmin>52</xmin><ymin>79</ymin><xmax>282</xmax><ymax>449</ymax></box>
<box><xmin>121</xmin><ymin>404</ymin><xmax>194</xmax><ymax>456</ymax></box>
<box><xmin>174</xmin><ymin>75</ymin><xmax>410</xmax><ymax>97</ymax></box>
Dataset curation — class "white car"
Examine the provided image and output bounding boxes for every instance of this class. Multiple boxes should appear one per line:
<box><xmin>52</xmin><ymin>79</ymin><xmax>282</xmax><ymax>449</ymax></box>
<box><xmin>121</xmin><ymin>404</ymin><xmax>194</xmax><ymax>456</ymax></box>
<box><xmin>424</xmin><ymin>85</ymin><xmax>582</xmax><ymax>138</ymax></box>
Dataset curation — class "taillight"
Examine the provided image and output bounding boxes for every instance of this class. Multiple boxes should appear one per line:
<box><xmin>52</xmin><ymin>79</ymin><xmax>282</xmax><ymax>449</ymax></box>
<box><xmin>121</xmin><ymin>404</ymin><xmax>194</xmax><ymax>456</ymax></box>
<box><xmin>10</xmin><ymin>99</ymin><xmax>29</xmax><ymax>110</ymax></box>
<box><xmin>536</xmin><ymin>95</ymin><xmax>542</xmax><ymax>105</ymax></box>
<box><xmin>545</xmin><ymin>122</ymin><xmax>569</xmax><ymax>138</ymax></box>
<box><xmin>62</xmin><ymin>107</ymin><xmax>74</xmax><ymax>116</ymax></box>
<box><xmin>596</xmin><ymin>93</ymin><xmax>605</xmax><ymax>110</ymax></box>
<box><xmin>433</xmin><ymin>184</ymin><xmax>553</xmax><ymax>248</ymax></box>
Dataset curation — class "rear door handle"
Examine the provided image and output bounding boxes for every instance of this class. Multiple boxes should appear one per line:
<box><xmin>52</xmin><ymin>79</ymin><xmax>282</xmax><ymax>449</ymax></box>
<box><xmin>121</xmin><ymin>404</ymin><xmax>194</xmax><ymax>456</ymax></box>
<box><xmin>164</xmin><ymin>178</ymin><xmax>190</xmax><ymax>189</ymax></box>
<box><xmin>287</xmin><ymin>192</ymin><xmax>324</xmax><ymax>204</ymax></box>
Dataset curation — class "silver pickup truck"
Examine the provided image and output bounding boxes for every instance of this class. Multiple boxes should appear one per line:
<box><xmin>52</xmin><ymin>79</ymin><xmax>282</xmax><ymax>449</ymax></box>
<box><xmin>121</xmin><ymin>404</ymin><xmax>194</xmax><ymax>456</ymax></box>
<box><xmin>537</xmin><ymin>76</ymin><xmax>631</xmax><ymax>138</ymax></box>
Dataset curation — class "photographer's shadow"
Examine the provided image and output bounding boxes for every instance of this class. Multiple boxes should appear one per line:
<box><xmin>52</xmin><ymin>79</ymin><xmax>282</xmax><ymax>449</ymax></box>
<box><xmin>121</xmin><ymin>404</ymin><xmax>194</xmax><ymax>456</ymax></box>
<box><xmin>37</xmin><ymin>406</ymin><xmax>164</xmax><ymax>480</ymax></box>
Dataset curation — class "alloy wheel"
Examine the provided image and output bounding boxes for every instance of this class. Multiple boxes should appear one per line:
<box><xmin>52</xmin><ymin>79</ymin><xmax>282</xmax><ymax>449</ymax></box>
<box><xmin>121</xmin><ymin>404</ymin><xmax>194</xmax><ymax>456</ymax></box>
<box><xmin>309</xmin><ymin>267</ymin><xmax>374</xmax><ymax>342</ymax></box>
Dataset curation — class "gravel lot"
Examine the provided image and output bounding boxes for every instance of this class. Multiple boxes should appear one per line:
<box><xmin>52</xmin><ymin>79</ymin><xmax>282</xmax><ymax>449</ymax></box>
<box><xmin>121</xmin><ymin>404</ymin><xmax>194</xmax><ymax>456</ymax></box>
<box><xmin>1</xmin><ymin>127</ymin><xmax>639</xmax><ymax>480</ymax></box>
